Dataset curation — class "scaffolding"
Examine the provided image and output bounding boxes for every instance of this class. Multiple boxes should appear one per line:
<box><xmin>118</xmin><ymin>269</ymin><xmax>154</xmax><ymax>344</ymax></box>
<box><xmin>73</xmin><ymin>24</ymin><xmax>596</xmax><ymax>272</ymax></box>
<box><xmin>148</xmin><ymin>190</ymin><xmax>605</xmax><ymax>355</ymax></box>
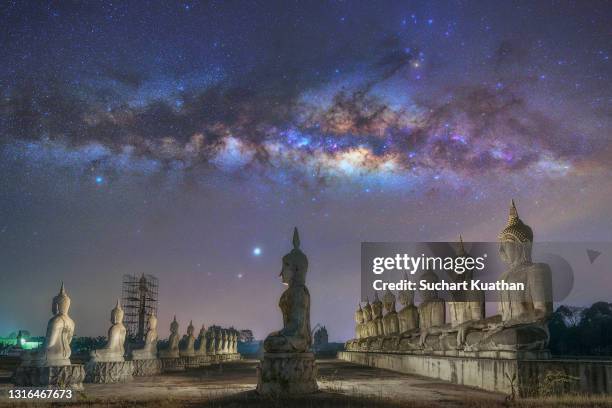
<box><xmin>121</xmin><ymin>274</ymin><xmax>158</xmax><ymax>342</ymax></box>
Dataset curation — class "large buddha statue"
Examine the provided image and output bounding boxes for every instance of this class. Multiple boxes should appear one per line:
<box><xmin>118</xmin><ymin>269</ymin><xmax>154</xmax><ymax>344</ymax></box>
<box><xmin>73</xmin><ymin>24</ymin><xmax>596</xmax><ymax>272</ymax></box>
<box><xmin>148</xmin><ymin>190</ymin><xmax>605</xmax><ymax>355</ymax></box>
<box><xmin>90</xmin><ymin>300</ymin><xmax>127</xmax><ymax>363</ymax></box>
<box><xmin>22</xmin><ymin>283</ymin><xmax>75</xmax><ymax>367</ymax></box>
<box><xmin>459</xmin><ymin>200</ymin><xmax>553</xmax><ymax>351</ymax></box>
<box><xmin>263</xmin><ymin>228</ymin><xmax>312</xmax><ymax>353</ymax></box>
<box><xmin>131</xmin><ymin>314</ymin><xmax>158</xmax><ymax>360</ymax></box>
<box><xmin>397</xmin><ymin>275</ymin><xmax>419</xmax><ymax>334</ymax></box>
<box><xmin>382</xmin><ymin>289</ymin><xmax>400</xmax><ymax>335</ymax></box>
<box><xmin>222</xmin><ymin>329</ymin><xmax>229</xmax><ymax>354</ymax></box>
<box><xmin>159</xmin><ymin>316</ymin><xmax>180</xmax><ymax>358</ymax></box>
<box><xmin>179</xmin><ymin>320</ymin><xmax>196</xmax><ymax>357</ymax></box>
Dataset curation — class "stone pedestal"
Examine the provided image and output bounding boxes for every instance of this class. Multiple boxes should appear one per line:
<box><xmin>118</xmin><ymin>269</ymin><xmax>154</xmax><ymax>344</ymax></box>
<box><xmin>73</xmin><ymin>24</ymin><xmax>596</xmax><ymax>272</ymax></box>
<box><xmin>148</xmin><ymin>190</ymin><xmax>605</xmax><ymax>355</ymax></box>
<box><xmin>256</xmin><ymin>352</ymin><xmax>318</xmax><ymax>395</ymax></box>
<box><xmin>132</xmin><ymin>359</ymin><xmax>162</xmax><ymax>376</ymax></box>
<box><xmin>85</xmin><ymin>361</ymin><xmax>133</xmax><ymax>383</ymax></box>
<box><xmin>161</xmin><ymin>357</ymin><xmax>185</xmax><ymax>372</ymax></box>
<box><xmin>13</xmin><ymin>365</ymin><xmax>85</xmax><ymax>390</ymax></box>
<box><xmin>182</xmin><ymin>356</ymin><xmax>200</xmax><ymax>368</ymax></box>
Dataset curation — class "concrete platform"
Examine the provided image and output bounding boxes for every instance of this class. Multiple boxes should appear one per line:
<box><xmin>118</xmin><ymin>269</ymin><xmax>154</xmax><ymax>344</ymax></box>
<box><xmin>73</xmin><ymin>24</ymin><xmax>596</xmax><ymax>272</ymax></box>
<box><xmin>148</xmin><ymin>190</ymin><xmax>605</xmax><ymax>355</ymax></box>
<box><xmin>0</xmin><ymin>359</ymin><xmax>503</xmax><ymax>407</ymax></box>
<box><xmin>339</xmin><ymin>351</ymin><xmax>612</xmax><ymax>396</ymax></box>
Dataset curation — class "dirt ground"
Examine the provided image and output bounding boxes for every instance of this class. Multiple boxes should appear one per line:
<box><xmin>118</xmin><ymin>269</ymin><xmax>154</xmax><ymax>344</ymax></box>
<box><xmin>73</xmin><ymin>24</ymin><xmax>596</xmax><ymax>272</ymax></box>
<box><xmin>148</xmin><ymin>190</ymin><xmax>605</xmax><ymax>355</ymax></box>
<box><xmin>0</xmin><ymin>359</ymin><xmax>609</xmax><ymax>407</ymax></box>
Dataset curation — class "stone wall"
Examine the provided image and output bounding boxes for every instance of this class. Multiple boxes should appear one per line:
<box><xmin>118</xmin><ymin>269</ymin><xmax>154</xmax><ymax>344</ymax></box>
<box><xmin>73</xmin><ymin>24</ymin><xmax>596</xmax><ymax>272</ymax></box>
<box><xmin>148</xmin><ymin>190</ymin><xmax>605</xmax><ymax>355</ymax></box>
<box><xmin>338</xmin><ymin>351</ymin><xmax>612</xmax><ymax>396</ymax></box>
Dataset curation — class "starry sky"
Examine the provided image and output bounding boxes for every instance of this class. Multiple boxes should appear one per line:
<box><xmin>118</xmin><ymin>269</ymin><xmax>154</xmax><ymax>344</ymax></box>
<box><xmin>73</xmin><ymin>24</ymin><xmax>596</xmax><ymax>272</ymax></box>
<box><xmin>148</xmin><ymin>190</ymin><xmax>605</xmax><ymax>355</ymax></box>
<box><xmin>1</xmin><ymin>1</ymin><xmax>611</xmax><ymax>342</ymax></box>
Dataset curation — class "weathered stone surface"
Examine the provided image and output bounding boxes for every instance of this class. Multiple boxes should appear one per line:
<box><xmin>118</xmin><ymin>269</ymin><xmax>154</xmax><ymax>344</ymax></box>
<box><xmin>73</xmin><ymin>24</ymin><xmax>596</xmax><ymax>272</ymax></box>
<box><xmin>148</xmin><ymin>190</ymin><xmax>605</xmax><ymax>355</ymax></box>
<box><xmin>257</xmin><ymin>352</ymin><xmax>317</xmax><ymax>395</ymax></box>
<box><xmin>182</xmin><ymin>356</ymin><xmax>200</xmax><ymax>368</ymax></box>
<box><xmin>132</xmin><ymin>359</ymin><xmax>162</xmax><ymax>376</ymax></box>
<box><xmin>90</xmin><ymin>300</ymin><xmax>127</xmax><ymax>363</ymax></box>
<box><xmin>13</xmin><ymin>364</ymin><xmax>85</xmax><ymax>389</ymax></box>
<box><xmin>85</xmin><ymin>360</ymin><xmax>133</xmax><ymax>383</ymax></box>
<box><xmin>161</xmin><ymin>357</ymin><xmax>185</xmax><ymax>372</ymax></box>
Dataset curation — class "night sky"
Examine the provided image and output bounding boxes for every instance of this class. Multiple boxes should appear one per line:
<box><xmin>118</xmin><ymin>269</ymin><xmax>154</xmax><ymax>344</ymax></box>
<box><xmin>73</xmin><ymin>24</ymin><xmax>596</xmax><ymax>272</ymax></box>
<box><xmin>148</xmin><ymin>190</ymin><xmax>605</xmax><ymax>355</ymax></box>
<box><xmin>1</xmin><ymin>1</ymin><xmax>611</xmax><ymax>341</ymax></box>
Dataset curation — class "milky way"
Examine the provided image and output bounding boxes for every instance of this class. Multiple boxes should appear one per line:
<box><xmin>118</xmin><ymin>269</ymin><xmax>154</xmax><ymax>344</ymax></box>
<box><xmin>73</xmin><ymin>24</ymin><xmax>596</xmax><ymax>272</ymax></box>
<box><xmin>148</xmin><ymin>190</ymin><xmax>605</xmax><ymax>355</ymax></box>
<box><xmin>1</xmin><ymin>1</ymin><xmax>610</xmax><ymax>341</ymax></box>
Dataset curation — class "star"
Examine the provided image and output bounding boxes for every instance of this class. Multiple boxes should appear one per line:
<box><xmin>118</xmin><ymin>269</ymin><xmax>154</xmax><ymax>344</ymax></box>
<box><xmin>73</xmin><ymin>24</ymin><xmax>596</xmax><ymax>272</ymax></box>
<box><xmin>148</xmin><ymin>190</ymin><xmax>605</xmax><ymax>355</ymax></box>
<box><xmin>253</xmin><ymin>247</ymin><xmax>262</xmax><ymax>256</ymax></box>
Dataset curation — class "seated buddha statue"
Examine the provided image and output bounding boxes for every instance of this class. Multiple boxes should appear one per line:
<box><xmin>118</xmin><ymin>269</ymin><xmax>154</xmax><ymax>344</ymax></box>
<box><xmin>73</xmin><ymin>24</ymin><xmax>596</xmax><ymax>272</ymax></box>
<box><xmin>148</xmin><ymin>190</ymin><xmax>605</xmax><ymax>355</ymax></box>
<box><xmin>382</xmin><ymin>289</ymin><xmax>400</xmax><ymax>336</ymax></box>
<box><xmin>159</xmin><ymin>316</ymin><xmax>180</xmax><ymax>358</ymax></box>
<box><xmin>22</xmin><ymin>283</ymin><xmax>75</xmax><ymax>367</ymax></box>
<box><xmin>214</xmin><ymin>328</ymin><xmax>223</xmax><ymax>354</ymax></box>
<box><xmin>418</xmin><ymin>269</ymin><xmax>446</xmax><ymax>347</ymax></box>
<box><xmin>263</xmin><ymin>228</ymin><xmax>312</xmax><ymax>353</ymax></box>
<box><xmin>354</xmin><ymin>304</ymin><xmax>365</xmax><ymax>339</ymax></box>
<box><xmin>362</xmin><ymin>299</ymin><xmax>374</xmax><ymax>338</ymax></box>
<box><xmin>458</xmin><ymin>200</ymin><xmax>553</xmax><ymax>351</ymax></box>
<box><xmin>131</xmin><ymin>314</ymin><xmax>158</xmax><ymax>360</ymax></box>
<box><xmin>180</xmin><ymin>320</ymin><xmax>196</xmax><ymax>357</ymax></box>
<box><xmin>90</xmin><ymin>300</ymin><xmax>127</xmax><ymax>363</ymax></box>
<box><xmin>196</xmin><ymin>325</ymin><xmax>207</xmax><ymax>355</ymax></box>
<box><xmin>397</xmin><ymin>274</ymin><xmax>419</xmax><ymax>334</ymax></box>
<box><xmin>371</xmin><ymin>292</ymin><xmax>384</xmax><ymax>336</ymax></box>
<box><xmin>206</xmin><ymin>327</ymin><xmax>216</xmax><ymax>355</ymax></box>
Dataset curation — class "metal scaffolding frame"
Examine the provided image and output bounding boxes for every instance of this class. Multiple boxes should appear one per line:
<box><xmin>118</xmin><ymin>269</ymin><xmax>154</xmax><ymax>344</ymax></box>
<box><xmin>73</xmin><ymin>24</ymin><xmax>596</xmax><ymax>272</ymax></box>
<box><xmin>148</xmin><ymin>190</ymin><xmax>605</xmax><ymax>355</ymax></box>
<box><xmin>121</xmin><ymin>274</ymin><xmax>158</xmax><ymax>342</ymax></box>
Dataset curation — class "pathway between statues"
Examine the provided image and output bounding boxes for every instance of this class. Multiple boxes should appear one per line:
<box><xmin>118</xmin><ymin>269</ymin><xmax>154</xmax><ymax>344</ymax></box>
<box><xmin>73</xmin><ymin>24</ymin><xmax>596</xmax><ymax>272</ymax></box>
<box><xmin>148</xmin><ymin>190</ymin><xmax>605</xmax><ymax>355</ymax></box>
<box><xmin>0</xmin><ymin>359</ymin><xmax>503</xmax><ymax>407</ymax></box>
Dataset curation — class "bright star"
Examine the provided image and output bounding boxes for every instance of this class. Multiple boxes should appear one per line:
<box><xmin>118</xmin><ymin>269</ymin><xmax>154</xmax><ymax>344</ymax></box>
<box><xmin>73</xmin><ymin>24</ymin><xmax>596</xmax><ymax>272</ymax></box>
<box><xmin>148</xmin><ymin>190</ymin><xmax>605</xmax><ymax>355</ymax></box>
<box><xmin>95</xmin><ymin>176</ymin><xmax>104</xmax><ymax>184</ymax></box>
<box><xmin>253</xmin><ymin>247</ymin><xmax>262</xmax><ymax>256</ymax></box>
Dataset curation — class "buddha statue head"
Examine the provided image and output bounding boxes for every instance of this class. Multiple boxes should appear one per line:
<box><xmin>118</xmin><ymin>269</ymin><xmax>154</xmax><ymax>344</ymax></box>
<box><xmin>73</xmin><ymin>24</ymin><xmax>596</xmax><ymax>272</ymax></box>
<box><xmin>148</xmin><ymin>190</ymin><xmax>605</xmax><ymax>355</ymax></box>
<box><xmin>111</xmin><ymin>299</ymin><xmax>124</xmax><ymax>324</ymax></box>
<box><xmin>199</xmin><ymin>325</ymin><xmax>206</xmax><ymax>337</ymax></box>
<box><xmin>498</xmin><ymin>200</ymin><xmax>533</xmax><ymax>266</ymax></box>
<box><xmin>371</xmin><ymin>292</ymin><xmax>383</xmax><ymax>318</ymax></box>
<box><xmin>354</xmin><ymin>304</ymin><xmax>364</xmax><ymax>324</ymax></box>
<box><xmin>398</xmin><ymin>273</ymin><xmax>415</xmax><ymax>306</ymax></box>
<box><xmin>52</xmin><ymin>282</ymin><xmax>71</xmax><ymax>315</ymax></box>
<box><xmin>383</xmin><ymin>289</ymin><xmax>397</xmax><ymax>313</ymax></box>
<box><xmin>280</xmin><ymin>227</ymin><xmax>308</xmax><ymax>286</ymax></box>
<box><xmin>187</xmin><ymin>320</ymin><xmax>194</xmax><ymax>336</ymax></box>
<box><xmin>148</xmin><ymin>314</ymin><xmax>158</xmax><ymax>331</ymax></box>
<box><xmin>170</xmin><ymin>316</ymin><xmax>179</xmax><ymax>334</ymax></box>
<box><xmin>222</xmin><ymin>329</ymin><xmax>227</xmax><ymax>339</ymax></box>
<box><xmin>362</xmin><ymin>298</ymin><xmax>373</xmax><ymax>321</ymax></box>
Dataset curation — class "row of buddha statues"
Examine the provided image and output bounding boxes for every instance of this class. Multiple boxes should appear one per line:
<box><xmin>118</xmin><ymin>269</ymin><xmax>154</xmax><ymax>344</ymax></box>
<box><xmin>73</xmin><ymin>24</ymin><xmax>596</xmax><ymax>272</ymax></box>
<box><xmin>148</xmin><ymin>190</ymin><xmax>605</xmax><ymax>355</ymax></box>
<box><xmin>347</xmin><ymin>200</ymin><xmax>553</xmax><ymax>354</ymax></box>
<box><xmin>19</xmin><ymin>283</ymin><xmax>239</xmax><ymax>371</ymax></box>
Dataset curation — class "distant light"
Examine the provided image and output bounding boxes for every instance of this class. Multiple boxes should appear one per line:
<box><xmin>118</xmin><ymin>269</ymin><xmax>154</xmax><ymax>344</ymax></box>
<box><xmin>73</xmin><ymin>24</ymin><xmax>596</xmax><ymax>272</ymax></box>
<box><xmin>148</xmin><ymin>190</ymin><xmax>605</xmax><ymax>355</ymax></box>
<box><xmin>253</xmin><ymin>247</ymin><xmax>262</xmax><ymax>256</ymax></box>
<box><xmin>95</xmin><ymin>176</ymin><xmax>104</xmax><ymax>184</ymax></box>
<box><xmin>237</xmin><ymin>273</ymin><xmax>244</xmax><ymax>279</ymax></box>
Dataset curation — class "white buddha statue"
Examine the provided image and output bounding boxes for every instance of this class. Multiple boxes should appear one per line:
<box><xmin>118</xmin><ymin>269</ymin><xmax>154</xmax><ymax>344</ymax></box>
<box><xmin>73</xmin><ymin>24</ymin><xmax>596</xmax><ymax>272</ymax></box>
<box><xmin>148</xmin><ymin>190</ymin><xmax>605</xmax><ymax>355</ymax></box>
<box><xmin>196</xmin><ymin>325</ymin><xmax>207</xmax><ymax>355</ymax></box>
<box><xmin>22</xmin><ymin>283</ymin><xmax>75</xmax><ymax>367</ymax></box>
<box><xmin>131</xmin><ymin>314</ymin><xmax>158</xmax><ymax>360</ymax></box>
<box><xmin>159</xmin><ymin>316</ymin><xmax>180</xmax><ymax>359</ymax></box>
<box><xmin>90</xmin><ymin>300</ymin><xmax>127</xmax><ymax>363</ymax></box>
<box><xmin>179</xmin><ymin>320</ymin><xmax>196</xmax><ymax>357</ymax></box>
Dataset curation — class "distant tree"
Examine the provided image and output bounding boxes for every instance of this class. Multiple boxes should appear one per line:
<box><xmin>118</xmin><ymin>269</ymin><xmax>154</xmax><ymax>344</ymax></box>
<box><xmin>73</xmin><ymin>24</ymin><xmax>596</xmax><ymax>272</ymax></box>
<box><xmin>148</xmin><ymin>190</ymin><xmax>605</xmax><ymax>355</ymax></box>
<box><xmin>550</xmin><ymin>302</ymin><xmax>612</xmax><ymax>356</ymax></box>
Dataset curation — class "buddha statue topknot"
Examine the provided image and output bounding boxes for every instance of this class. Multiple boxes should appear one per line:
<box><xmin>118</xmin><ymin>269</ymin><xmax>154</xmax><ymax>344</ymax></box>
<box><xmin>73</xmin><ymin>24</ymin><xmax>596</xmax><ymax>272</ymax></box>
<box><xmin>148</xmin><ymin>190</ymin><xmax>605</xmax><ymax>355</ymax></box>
<box><xmin>263</xmin><ymin>227</ymin><xmax>312</xmax><ymax>353</ymax></box>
